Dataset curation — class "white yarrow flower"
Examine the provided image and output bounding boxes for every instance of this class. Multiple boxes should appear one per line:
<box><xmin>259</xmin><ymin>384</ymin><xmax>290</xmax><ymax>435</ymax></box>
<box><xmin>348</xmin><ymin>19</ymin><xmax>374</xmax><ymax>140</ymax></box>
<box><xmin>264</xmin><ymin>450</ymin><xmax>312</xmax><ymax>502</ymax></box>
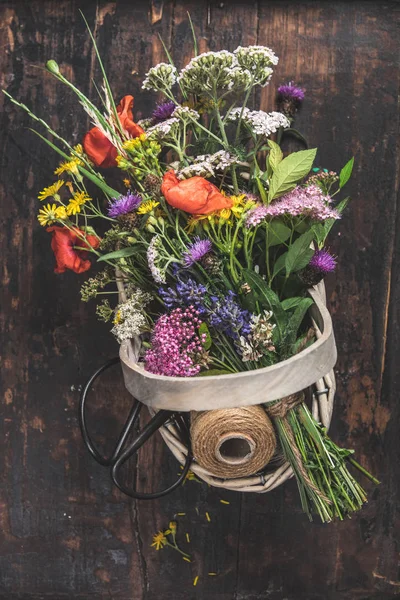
<box><xmin>228</xmin><ymin>108</ymin><xmax>290</xmax><ymax>136</ymax></box>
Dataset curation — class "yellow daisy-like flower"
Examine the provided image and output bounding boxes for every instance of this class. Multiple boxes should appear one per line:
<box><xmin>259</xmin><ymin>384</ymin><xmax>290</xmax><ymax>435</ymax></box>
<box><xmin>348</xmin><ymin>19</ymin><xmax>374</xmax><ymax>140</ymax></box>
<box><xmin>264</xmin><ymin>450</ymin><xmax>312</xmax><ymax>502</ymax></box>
<box><xmin>54</xmin><ymin>159</ymin><xmax>82</xmax><ymax>176</ymax></box>
<box><xmin>38</xmin><ymin>180</ymin><xmax>64</xmax><ymax>201</ymax></box>
<box><xmin>137</xmin><ymin>200</ymin><xmax>160</xmax><ymax>215</ymax></box>
<box><xmin>37</xmin><ymin>203</ymin><xmax>59</xmax><ymax>227</ymax></box>
<box><xmin>217</xmin><ymin>194</ymin><xmax>249</xmax><ymax>221</ymax></box>
<box><xmin>73</xmin><ymin>144</ymin><xmax>84</xmax><ymax>155</ymax></box>
<box><xmin>66</xmin><ymin>191</ymin><xmax>91</xmax><ymax>216</ymax></box>
<box><xmin>55</xmin><ymin>206</ymin><xmax>68</xmax><ymax>220</ymax></box>
<box><xmin>186</xmin><ymin>213</ymin><xmax>217</xmax><ymax>233</ymax></box>
<box><xmin>151</xmin><ymin>531</ymin><xmax>168</xmax><ymax>551</ymax></box>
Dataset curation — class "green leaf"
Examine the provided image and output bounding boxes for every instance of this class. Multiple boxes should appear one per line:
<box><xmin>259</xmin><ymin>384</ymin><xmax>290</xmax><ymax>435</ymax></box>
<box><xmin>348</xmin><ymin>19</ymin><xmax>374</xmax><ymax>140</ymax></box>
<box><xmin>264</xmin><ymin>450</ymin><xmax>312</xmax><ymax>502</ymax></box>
<box><xmin>285</xmin><ymin>230</ymin><xmax>315</xmax><ymax>275</ymax></box>
<box><xmin>272</xmin><ymin>252</ymin><xmax>287</xmax><ymax>278</ymax></box>
<box><xmin>31</xmin><ymin>130</ymin><xmax>120</xmax><ymax>197</ymax></box>
<box><xmin>242</xmin><ymin>269</ymin><xmax>288</xmax><ymax>344</ymax></box>
<box><xmin>312</xmin><ymin>197</ymin><xmax>349</xmax><ymax>247</ymax></box>
<box><xmin>267</xmin><ymin>139</ymin><xmax>283</xmax><ymax>172</ymax></box>
<box><xmin>282</xmin><ymin>297</ymin><xmax>305</xmax><ymax>311</ymax></box>
<box><xmin>268</xmin><ymin>148</ymin><xmax>317</xmax><ymax>202</ymax></box>
<box><xmin>265</xmin><ymin>221</ymin><xmax>291</xmax><ymax>247</ymax></box>
<box><xmin>198</xmin><ymin>369</ymin><xmax>233</xmax><ymax>377</ymax></box>
<box><xmin>199</xmin><ymin>322</ymin><xmax>212</xmax><ymax>350</ymax></box>
<box><xmin>339</xmin><ymin>157</ymin><xmax>354</xmax><ymax>189</ymax></box>
<box><xmin>97</xmin><ymin>247</ymin><xmax>137</xmax><ymax>262</ymax></box>
<box><xmin>255</xmin><ymin>177</ymin><xmax>268</xmax><ymax>204</ymax></box>
<box><xmin>282</xmin><ymin>297</ymin><xmax>314</xmax><ymax>348</ymax></box>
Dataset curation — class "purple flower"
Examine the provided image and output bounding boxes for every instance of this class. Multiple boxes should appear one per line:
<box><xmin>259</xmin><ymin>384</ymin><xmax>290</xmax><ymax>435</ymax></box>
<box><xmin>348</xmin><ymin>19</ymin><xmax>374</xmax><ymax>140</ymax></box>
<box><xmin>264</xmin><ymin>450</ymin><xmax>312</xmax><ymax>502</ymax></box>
<box><xmin>209</xmin><ymin>291</ymin><xmax>252</xmax><ymax>340</ymax></box>
<box><xmin>277</xmin><ymin>82</ymin><xmax>305</xmax><ymax>103</ymax></box>
<box><xmin>151</xmin><ymin>101</ymin><xmax>176</xmax><ymax>124</ymax></box>
<box><xmin>183</xmin><ymin>237</ymin><xmax>213</xmax><ymax>267</ymax></box>
<box><xmin>144</xmin><ymin>306</ymin><xmax>205</xmax><ymax>377</ymax></box>
<box><xmin>309</xmin><ymin>249</ymin><xmax>336</xmax><ymax>274</ymax></box>
<box><xmin>245</xmin><ymin>205</ymin><xmax>269</xmax><ymax>228</ymax></box>
<box><xmin>159</xmin><ymin>278</ymin><xmax>207</xmax><ymax>313</ymax></box>
<box><xmin>264</xmin><ymin>185</ymin><xmax>340</xmax><ymax>221</ymax></box>
<box><xmin>108</xmin><ymin>192</ymin><xmax>142</xmax><ymax>218</ymax></box>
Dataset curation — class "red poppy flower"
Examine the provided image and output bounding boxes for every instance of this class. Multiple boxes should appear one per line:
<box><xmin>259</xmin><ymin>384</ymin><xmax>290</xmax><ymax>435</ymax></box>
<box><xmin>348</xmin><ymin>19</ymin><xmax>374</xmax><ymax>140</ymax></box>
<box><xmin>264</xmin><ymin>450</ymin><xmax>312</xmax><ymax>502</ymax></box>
<box><xmin>47</xmin><ymin>226</ymin><xmax>100</xmax><ymax>274</ymax></box>
<box><xmin>161</xmin><ymin>171</ymin><xmax>233</xmax><ymax>215</ymax></box>
<box><xmin>83</xmin><ymin>95</ymin><xmax>144</xmax><ymax>168</ymax></box>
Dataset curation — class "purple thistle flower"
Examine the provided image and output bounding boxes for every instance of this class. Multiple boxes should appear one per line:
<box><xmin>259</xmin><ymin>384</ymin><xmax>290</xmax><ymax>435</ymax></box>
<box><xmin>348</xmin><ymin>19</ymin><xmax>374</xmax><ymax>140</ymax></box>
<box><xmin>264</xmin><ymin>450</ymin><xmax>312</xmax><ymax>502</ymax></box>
<box><xmin>151</xmin><ymin>101</ymin><xmax>176</xmax><ymax>124</ymax></box>
<box><xmin>144</xmin><ymin>306</ymin><xmax>205</xmax><ymax>377</ymax></box>
<box><xmin>309</xmin><ymin>249</ymin><xmax>337</xmax><ymax>274</ymax></box>
<box><xmin>277</xmin><ymin>82</ymin><xmax>305</xmax><ymax>103</ymax></box>
<box><xmin>183</xmin><ymin>237</ymin><xmax>213</xmax><ymax>267</ymax></box>
<box><xmin>108</xmin><ymin>192</ymin><xmax>142</xmax><ymax>218</ymax></box>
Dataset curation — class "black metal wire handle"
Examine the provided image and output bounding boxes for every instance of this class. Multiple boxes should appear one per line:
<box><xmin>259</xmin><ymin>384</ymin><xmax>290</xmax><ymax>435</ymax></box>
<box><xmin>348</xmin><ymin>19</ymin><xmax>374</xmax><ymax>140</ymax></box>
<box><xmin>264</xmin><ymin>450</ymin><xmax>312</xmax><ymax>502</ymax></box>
<box><xmin>79</xmin><ymin>357</ymin><xmax>192</xmax><ymax>499</ymax></box>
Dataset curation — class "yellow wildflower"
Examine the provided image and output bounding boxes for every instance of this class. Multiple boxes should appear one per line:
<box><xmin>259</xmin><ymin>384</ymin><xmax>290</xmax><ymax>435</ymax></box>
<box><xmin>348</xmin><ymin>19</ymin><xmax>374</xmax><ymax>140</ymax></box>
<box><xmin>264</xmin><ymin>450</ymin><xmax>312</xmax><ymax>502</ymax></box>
<box><xmin>116</xmin><ymin>155</ymin><xmax>131</xmax><ymax>170</ymax></box>
<box><xmin>66</xmin><ymin>191</ymin><xmax>91</xmax><ymax>216</ymax></box>
<box><xmin>55</xmin><ymin>206</ymin><xmax>68</xmax><ymax>220</ymax></box>
<box><xmin>73</xmin><ymin>144</ymin><xmax>83</xmax><ymax>155</ymax></box>
<box><xmin>123</xmin><ymin>133</ymin><xmax>147</xmax><ymax>152</ymax></box>
<box><xmin>123</xmin><ymin>178</ymin><xmax>131</xmax><ymax>188</ymax></box>
<box><xmin>151</xmin><ymin>531</ymin><xmax>167</xmax><ymax>551</ymax></box>
<box><xmin>38</xmin><ymin>180</ymin><xmax>64</xmax><ymax>201</ymax></box>
<box><xmin>169</xmin><ymin>521</ymin><xmax>177</xmax><ymax>535</ymax></box>
<box><xmin>54</xmin><ymin>159</ymin><xmax>81</xmax><ymax>176</ymax></box>
<box><xmin>113</xmin><ymin>310</ymin><xmax>122</xmax><ymax>325</ymax></box>
<box><xmin>137</xmin><ymin>200</ymin><xmax>159</xmax><ymax>215</ymax></box>
<box><xmin>186</xmin><ymin>213</ymin><xmax>216</xmax><ymax>233</ymax></box>
<box><xmin>37</xmin><ymin>203</ymin><xmax>59</xmax><ymax>227</ymax></box>
<box><xmin>216</xmin><ymin>194</ymin><xmax>249</xmax><ymax>221</ymax></box>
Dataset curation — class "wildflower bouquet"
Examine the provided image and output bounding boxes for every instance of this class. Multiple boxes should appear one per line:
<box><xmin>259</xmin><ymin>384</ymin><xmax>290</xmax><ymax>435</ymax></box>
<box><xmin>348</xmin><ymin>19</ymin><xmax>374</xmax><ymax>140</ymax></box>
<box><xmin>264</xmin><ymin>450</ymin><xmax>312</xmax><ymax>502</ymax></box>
<box><xmin>5</xmin><ymin>22</ymin><xmax>378</xmax><ymax>522</ymax></box>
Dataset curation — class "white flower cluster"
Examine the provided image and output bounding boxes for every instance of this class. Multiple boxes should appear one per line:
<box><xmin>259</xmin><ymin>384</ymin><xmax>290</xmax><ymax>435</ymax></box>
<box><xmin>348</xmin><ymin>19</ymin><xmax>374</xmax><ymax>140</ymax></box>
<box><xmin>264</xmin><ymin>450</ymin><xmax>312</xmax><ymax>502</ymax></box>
<box><xmin>234</xmin><ymin>45</ymin><xmax>278</xmax><ymax>87</ymax></box>
<box><xmin>228</xmin><ymin>108</ymin><xmax>290</xmax><ymax>136</ymax></box>
<box><xmin>146</xmin><ymin>117</ymin><xmax>180</xmax><ymax>140</ymax></box>
<box><xmin>177</xmin><ymin>150</ymin><xmax>237</xmax><ymax>180</ymax></box>
<box><xmin>177</xmin><ymin>50</ymin><xmax>252</xmax><ymax>95</ymax></box>
<box><xmin>136</xmin><ymin>117</ymin><xmax>153</xmax><ymax>130</ymax></box>
<box><xmin>147</xmin><ymin>235</ymin><xmax>166</xmax><ymax>284</ymax></box>
<box><xmin>111</xmin><ymin>290</ymin><xmax>152</xmax><ymax>344</ymax></box>
<box><xmin>142</xmin><ymin>63</ymin><xmax>178</xmax><ymax>93</ymax></box>
<box><xmin>172</xmin><ymin>105</ymin><xmax>200</xmax><ymax>122</ymax></box>
<box><xmin>238</xmin><ymin>310</ymin><xmax>276</xmax><ymax>362</ymax></box>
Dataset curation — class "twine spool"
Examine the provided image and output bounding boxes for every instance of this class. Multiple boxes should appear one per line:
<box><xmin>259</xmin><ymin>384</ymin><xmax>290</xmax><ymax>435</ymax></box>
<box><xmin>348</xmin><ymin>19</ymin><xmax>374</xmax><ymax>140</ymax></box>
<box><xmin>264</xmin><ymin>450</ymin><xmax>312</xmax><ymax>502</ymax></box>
<box><xmin>191</xmin><ymin>406</ymin><xmax>276</xmax><ymax>478</ymax></box>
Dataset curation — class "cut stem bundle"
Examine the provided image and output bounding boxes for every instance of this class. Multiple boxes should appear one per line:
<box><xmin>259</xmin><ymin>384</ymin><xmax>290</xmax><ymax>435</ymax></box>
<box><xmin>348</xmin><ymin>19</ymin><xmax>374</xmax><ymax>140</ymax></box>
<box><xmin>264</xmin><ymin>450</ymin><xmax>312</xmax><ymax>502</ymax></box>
<box><xmin>270</xmin><ymin>402</ymin><xmax>378</xmax><ymax>522</ymax></box>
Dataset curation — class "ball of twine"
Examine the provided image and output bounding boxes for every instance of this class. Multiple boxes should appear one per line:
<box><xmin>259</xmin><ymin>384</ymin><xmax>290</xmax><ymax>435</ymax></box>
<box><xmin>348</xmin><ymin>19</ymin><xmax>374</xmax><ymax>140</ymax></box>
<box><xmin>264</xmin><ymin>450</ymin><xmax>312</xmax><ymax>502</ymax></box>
<box><xmin>190</xmin><ymin>405</ymin><xmax>276</xmax><ymax>478</ymax></box>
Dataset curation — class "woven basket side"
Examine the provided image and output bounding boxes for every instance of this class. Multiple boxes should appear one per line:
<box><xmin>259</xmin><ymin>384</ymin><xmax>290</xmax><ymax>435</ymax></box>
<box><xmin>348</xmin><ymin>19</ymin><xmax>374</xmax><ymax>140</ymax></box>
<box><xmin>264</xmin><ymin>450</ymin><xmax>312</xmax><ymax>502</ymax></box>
<box><xmin>154</xmin><ymin>369</ymin><xmax>335</xmax><ymax>493</ymax></box>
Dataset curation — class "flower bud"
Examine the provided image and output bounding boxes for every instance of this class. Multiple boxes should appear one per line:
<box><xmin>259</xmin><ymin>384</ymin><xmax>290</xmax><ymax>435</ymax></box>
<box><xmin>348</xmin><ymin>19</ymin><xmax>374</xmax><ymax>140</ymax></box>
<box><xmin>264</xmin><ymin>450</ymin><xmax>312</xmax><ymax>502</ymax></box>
<box><xmin>46</xmin><ymin>60</ymin><xmax>60</xmax><ymax>75</ymax></box>
<box><xmin>146</xmin><ymin>224</ymin><xmax>156</xmax><ymax>233</ymax></box>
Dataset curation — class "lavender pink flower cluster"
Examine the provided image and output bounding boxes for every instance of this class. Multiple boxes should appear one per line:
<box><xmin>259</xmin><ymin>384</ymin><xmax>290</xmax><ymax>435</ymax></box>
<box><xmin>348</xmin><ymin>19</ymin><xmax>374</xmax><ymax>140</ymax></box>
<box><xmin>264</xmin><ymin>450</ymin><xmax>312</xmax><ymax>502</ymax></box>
<box><xmin>144</xmin><ymin>306</ymin><xmax>206</xmax><ymax>377</ymax></box>
<box><xmin>246</xmin><ymin>185</ymin><xmax>340</xmax><ymax>227</ymax></box>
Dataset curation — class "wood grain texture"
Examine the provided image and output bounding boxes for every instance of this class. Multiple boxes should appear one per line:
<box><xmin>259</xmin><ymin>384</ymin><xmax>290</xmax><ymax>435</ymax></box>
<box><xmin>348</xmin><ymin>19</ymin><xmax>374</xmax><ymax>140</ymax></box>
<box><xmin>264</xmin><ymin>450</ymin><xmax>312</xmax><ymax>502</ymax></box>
<box><xmin>0</xmin><ymin>1</ymin><xmax>399</xmax><ymax>599</ymax></box>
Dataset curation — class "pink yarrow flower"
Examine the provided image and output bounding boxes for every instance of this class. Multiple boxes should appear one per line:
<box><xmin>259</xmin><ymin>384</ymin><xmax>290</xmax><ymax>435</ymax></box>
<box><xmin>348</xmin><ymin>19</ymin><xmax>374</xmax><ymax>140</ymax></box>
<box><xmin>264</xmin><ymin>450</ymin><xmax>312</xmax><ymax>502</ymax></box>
<box><xmin>245</xmin><ymin>185</ymin><xmax>340</xmax><ymax>227</ymax></box>
<box><xmin>144</xmin><ymin>306</ymin><xmax>207</xmax><ymax>377</ymax></box>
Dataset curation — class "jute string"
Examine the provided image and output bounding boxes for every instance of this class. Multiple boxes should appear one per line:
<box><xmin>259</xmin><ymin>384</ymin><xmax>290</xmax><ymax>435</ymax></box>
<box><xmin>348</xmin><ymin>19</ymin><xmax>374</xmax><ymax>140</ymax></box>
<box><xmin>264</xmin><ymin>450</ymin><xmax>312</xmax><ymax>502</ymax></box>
<box><xmin>266</xmin><ymin>393</ymin><xmax>330</xmax><ymax>502</ymax></box>
<box><xmin>191</xmin><ymin>405</ymin><xmax>277</xmax><ymax>478</ymax></box>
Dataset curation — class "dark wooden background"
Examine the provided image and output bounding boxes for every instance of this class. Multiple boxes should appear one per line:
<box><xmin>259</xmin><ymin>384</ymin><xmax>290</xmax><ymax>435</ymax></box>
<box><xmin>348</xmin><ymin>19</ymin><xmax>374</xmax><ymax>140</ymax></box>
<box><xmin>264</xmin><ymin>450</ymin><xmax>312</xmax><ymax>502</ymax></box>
<box><xmin>1</xmin><ymin>1</ymin><xmax>399</xmax><ymax>598</ymax></box>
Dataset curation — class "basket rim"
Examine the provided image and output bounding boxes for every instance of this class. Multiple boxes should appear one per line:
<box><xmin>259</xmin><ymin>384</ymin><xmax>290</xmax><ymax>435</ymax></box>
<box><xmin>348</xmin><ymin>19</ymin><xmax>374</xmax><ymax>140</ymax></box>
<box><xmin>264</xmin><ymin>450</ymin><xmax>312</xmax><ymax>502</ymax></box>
<box><xmin>120</xmin><ymin>283</ymin><xmax>333</xmax><ymax>385</ymax></box>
